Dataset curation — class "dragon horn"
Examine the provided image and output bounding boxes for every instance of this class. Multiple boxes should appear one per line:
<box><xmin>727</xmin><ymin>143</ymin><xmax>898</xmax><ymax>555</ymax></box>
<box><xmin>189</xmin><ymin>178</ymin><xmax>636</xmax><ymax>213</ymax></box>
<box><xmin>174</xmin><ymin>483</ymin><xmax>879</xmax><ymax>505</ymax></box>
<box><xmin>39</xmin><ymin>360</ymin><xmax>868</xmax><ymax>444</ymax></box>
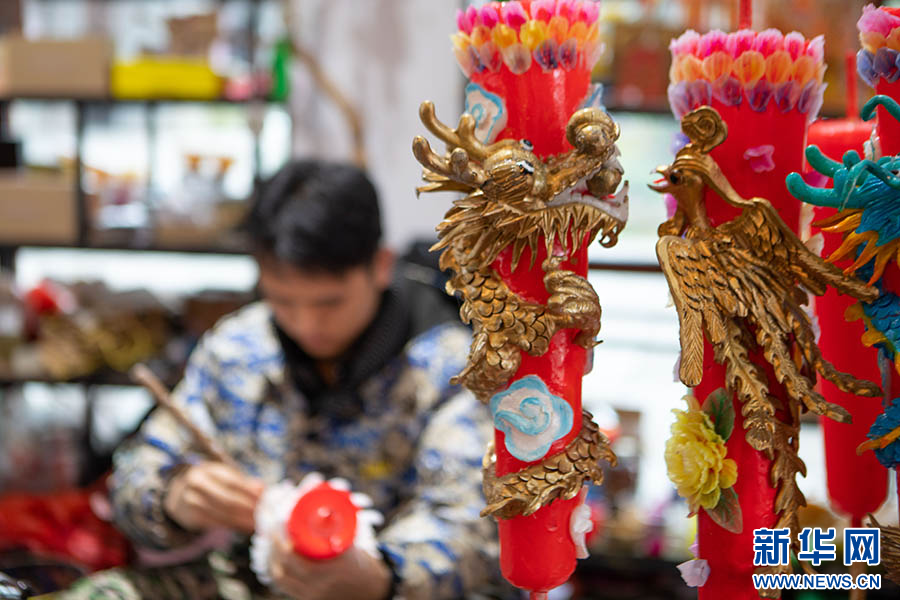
<box><xmin>805</xmin><ymin>145</ymin><xmax>842</xmax><ymax>177</ymax></box>
<box><xmin>786</xmin><ymin>172</ymin><xmax>841</xmax><ymax>207</ymax></box>
<box><xmin>860</xmin><ymin>94</ymin><xmax>900</xmax><ymax>124</ymax></box>
<box><xmin>418</xmin><ymin>101</ymin><xmax>490</xmax><ymax>161</ymax></box>
<box><xmin>846</xmin><ymin>159</ymin><xmax>900</xmax><ymax>190</ymax></box>
<box><xmin>841</xmin><ymin>149</ymin><xmax>863</xmax><ymax>167</ymax></box>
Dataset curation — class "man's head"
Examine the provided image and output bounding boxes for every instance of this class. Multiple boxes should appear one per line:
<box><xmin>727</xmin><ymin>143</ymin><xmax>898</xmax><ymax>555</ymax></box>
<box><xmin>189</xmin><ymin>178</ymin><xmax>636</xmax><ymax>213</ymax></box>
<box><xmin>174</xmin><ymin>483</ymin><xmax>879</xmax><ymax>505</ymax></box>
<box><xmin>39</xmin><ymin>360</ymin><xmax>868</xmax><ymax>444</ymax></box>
<box><xmin>245</xmin><ymin>160</ymin><xmax>393</xmax><ymax>360</ymax></box>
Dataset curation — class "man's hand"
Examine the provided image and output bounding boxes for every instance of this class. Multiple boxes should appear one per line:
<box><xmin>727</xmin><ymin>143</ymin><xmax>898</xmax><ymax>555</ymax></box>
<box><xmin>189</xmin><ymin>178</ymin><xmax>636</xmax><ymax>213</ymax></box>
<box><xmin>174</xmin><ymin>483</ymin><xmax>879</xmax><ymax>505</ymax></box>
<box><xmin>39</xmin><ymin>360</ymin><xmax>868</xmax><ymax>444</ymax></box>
<box><xmin>269</xmin><ymin>536</ymin><xmax>392</xmax><ymax>600</ymax></box>
<box><xmin>163</xmin><ymin>461</ymin><xmax>264</xmax><ymax>534</ymax></box>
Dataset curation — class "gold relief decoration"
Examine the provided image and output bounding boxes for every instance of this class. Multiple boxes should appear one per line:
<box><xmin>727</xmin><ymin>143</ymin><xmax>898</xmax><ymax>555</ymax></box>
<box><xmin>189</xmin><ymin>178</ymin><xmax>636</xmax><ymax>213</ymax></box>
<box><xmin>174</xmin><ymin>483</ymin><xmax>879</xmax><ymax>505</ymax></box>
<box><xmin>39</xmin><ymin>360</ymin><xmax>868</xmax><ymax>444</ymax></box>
<box><xmin>413</xmin><ymin>101</ymin><xmax>628</xmax><ymax>517</ymax></box>
<box><xmin>649</xmin><ymin>106</ymin><xmax>882</xmax><ymax>570</ymax></box>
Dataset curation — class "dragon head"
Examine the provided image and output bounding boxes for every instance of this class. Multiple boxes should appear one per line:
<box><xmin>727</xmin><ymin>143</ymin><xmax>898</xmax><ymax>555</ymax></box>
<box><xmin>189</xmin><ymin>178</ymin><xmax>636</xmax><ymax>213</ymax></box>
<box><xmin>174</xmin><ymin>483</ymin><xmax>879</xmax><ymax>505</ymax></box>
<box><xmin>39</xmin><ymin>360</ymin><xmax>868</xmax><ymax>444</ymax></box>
<box><xmin>786</xmin><ymin>95</ymin><xmax>900</xmax><ymax>286</ymax></box>
<box><xmin>787</xmin><ymin>150</ymin><xmax>900</xmax><ymax>285</ymax></box>
<box><xmin>412</xmin><ymin>101</ymin><xmax>629</xmax><ymax>271</ymax></box>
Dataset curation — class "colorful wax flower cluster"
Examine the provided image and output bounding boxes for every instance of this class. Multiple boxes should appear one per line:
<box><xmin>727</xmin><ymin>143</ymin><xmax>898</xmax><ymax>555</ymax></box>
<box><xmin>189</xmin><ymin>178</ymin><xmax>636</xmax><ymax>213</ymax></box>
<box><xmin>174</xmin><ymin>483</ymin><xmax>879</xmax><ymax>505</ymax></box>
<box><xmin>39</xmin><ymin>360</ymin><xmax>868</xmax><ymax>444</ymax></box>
<box><xmin>856</xmin><ymin>4</ymin><xmax>900</xmax><ymax>87</ymax></box>
<box><xmin>668</xmin><ymin>28</ymin><xmax>826</xmax><ymax>120</ymax></box>
<box><xmin>665</xmin><ymin>394</ymin><xmax>737</xmax><ymax>514</ymax></box>
<box><xmin>452</xmin><ymin>0</ymin><xmax>603</xmax><ymax>77</ymax></box>
<box><xmin>664</xmin><ymin>390</ymin><xmax>742</xmax><ymax>534</ymax></box>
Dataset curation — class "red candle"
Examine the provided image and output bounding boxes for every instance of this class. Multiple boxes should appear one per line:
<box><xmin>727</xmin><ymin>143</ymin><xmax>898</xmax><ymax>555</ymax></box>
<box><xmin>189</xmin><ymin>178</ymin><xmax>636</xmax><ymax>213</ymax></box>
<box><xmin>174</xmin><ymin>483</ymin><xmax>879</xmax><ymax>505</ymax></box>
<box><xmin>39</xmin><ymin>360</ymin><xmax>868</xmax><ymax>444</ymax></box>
<box><xmin>287</xmin><ymin>482</ymin><xmax>358</xmax><ymax>560</ymax></box>
<box><xmin>668</xmin><ymin>26</ymin><xmax>826</xmax><ymax>599</ymax></box>
<box><xmin>448</xmin><ymin>2</ymin><xmax>614</xmax><ymax>595</ymax></box>
<box><xmin>858</xmin><ymin>5</ymin><xmax>900</xmax><ymax>157</ymax></box>
<box><xmin>492</xmin><ymin>242</ymin><xmax>589</xmax><ymax>593</ymax></box>
<box><xmin>739</xmin><ymin>0</ymin><xmax>753</xmax><ymax>31</ymax></box>
<box><xmin>804</xmin><ymin>53</ymin><xmax>886</xmax><ymax>529</ymax></box>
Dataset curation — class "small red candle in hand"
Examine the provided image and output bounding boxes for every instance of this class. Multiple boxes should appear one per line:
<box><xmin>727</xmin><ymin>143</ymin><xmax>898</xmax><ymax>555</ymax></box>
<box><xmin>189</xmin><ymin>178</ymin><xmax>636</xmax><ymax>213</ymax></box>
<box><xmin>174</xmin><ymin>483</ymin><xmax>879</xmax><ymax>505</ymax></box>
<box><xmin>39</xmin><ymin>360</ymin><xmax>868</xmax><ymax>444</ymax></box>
<box><xmin>250</xmin><ymin>474</ymin><xmax>382</xmax><ymax>584</ymax></box>
<box><xmin>287</xmin><ymin>483</ymin><xmax>358</xmax><ymax>560</ymax></box>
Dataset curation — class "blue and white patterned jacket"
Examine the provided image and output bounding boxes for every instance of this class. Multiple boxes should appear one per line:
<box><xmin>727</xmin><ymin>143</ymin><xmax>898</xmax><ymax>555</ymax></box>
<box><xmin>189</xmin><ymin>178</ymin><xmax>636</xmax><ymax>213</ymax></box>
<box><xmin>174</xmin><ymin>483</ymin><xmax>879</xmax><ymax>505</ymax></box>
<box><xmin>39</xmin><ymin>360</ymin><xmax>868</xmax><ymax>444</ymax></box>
<box><xmin>110</xmin><ymin>301</ymin><xmax>501</xmax><ymax>599</ymax></box>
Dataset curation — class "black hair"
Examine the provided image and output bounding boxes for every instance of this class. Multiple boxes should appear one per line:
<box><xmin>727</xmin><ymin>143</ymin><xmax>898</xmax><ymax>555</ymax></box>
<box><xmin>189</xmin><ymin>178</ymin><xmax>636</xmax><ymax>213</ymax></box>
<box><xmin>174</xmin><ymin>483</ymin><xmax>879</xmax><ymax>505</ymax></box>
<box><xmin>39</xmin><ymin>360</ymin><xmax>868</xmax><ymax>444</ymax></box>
<box><xmin>244</xmin><ymin>160</ymin><xmax>382</xmax><ymax>273</ymax></box>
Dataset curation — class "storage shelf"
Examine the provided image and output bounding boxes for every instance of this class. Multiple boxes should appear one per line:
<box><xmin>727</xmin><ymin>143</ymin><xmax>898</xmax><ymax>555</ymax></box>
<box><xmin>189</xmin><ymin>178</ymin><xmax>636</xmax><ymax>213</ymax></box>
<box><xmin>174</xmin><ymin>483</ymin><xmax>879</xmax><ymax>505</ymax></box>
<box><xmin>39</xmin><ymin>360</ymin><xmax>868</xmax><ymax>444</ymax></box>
<box><xmin>0</xmin><ymin>240</ymin><xmax>249</xmax><ymax>255</ymax></box>
<box><xmin>588</xmin><ymin>261</ymin><xmax>662</xmax><ymax>273</ymax></box>
<box><xmin>604</xmin><ymin>102</ymin><xmax>673</xmax><ymax>115</ymax></box>
<box><xmin>0</xmin><ymin>369</ymin><xmax>177</xmax><ymax>388</ymax></box>
<box><xmin>0</xmin><ymin>95</ymin><xmax>282</xmax><ymax>106</ymax></box>
<box><xmin>1</xmin><ymin>243</ymin><xmax>667</xmax><ymax>272</ymax></box>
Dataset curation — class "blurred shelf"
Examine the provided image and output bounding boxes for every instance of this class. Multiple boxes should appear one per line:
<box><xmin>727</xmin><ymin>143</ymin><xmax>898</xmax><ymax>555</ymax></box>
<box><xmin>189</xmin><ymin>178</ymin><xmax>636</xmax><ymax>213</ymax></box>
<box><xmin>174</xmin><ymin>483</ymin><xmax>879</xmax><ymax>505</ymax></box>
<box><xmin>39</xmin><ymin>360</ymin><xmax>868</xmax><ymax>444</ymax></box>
<box><xmin>1</xmin><ymin>245</ymin><xmax>668</xmax><ymax>270</ymax></box>
<box><xmin>0</xmin><ymin>361</ymin><xmax>181</xmax><ymax>389</ymax></box>
<box><xmin>588</xmin><ymin>261</ymin><xmax>662</xmax><ymax>273</ymax></box>
<box><xmin>0</xmin><ymin>369</ymin><xmax>172</xmax><ymax>388</ymax></box>
<box><xmin>604</xmin><ymin>102</ymin><xmax>673</xmax><ymax>115</ymax></box>
<box><xmin>0</xmin><ymin>240</ymin><xmax>248</xmax><ymax>255</ymax></box>
<box><xmin>0</xmin><ymin>95</ymin><xmax>282</xmax><ymax>106</ymax></box>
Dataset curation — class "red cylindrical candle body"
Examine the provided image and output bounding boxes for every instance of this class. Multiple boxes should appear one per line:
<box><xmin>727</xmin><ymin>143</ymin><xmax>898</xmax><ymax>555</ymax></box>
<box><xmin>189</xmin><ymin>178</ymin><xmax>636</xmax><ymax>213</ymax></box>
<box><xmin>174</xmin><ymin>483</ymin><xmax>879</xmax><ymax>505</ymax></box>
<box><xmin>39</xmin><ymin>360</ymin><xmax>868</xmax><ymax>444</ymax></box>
<box><xmin>461</xmin><ymin>10</ymin><xmax>604</xmax><ymax>591</ymax></box>
<box><xmin>694</xmin><ymin>100</ymin><xmax>808</xmax><ymax>600</ymax></box>
<box><xmin>471</xmin><ymin>64</ymin><xmax>591</xmax><ymax>157</ymax></box>
<box><xmin>287</xmin><ymin>483</ymin><xmax>358</xmax><ymax>560</ymax></box>
<box><xmin>703</xmin><ymin>102</ymin><xmax>808</xmax><ymax>230</ymax></box>
<box><xmin>695</xmin><ymin>356</ymin><xmax>781</xmax><ymax>600</ymax></box>
<box><xmin>667</xmin><ymin>24</ymin><xmax>828</xmax><ymax>597</ymax></box>
<box><xmin>494</xmin><ymin>241</ymin><xmax>587</xmax><ymax>591</ymax></box>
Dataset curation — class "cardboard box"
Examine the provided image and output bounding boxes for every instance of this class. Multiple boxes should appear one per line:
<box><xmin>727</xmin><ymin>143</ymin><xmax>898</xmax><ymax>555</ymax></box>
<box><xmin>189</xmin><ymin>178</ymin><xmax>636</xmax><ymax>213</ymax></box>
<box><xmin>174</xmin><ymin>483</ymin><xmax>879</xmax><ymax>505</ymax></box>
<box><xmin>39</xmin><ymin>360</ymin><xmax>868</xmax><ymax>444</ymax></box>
<box><xmin>0</xmin><ymin>171</ymin><xmax>76</xmax><ymax>244</ymax></box>
<box><xmin>154</xmin><ymin>200</ymin><xmax>247</xmax><ymax>249</ymax></box>
<box><xmin>0</xmin><ymin>36</ymin><xmax>111</xmax><ymax>98</ymax></box>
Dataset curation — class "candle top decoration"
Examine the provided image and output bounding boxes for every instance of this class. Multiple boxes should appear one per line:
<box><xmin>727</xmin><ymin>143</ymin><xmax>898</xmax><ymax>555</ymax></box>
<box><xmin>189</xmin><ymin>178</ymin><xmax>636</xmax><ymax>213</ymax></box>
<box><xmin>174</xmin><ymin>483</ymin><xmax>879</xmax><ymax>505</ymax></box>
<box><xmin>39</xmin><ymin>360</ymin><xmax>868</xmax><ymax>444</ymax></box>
<box><xmin>668</xmin><ymin>28</ymin><xmax>826</xmax><ymax>120</ymax></box>
<box><xmin>857</xmin><ymin>4</ymin><xmax>900</xmax><ymax>87</ymax></box>
<box><xmin>452</xmin><ymin>0</ymin><xmax>603</xmax><ymax>77</ymax></box>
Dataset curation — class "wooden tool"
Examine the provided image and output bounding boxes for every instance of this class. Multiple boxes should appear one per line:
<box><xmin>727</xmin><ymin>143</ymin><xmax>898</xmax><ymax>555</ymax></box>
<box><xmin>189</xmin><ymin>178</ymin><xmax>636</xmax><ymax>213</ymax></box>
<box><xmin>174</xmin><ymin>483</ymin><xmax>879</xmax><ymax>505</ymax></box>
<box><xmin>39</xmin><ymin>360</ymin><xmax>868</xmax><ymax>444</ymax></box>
<box><xmin>130</xmin><ymin>363</ymin><xmax>241</xmax><ymax>471</ymax></box>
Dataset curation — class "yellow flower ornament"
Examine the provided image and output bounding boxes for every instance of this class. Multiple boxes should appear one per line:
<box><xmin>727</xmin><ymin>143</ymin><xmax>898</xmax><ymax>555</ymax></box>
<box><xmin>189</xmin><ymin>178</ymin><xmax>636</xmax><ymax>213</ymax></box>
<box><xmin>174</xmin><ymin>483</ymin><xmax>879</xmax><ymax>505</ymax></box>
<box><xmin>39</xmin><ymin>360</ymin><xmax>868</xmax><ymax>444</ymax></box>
<box><xmin>665</xmin><ymin>389</ymin><xmax>743</xmax><ymax>533</ymax></box>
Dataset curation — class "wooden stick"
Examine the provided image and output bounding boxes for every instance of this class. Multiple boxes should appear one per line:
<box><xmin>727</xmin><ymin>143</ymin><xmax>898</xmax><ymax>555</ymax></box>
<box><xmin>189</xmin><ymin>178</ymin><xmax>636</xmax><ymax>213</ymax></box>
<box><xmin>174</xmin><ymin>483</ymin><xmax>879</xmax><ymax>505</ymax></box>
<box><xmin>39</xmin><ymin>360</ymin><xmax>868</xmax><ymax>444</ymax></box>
<box><xmin>847</xmin><ymin>52</ymin><xmax>859</xmax><ymax>119</ymax></box>
<box><xmin>284</xmin><ymin>1</ymin><xmax>367</xmax><ymax>170</ymax></box>
<box><xmin>739</xmin><ymin>0</ymin><xmax>752</xmax><ymax>30</ymax></box>
<box><xmin>849</xmin><ymin>561</ymin><xmax>866</xmax><ymax>600</ymax></box>
<box><xmin>686</xmin><ymin>0</ymin><xmax>701</xmax><ymax>31</ymax></box>
<box><xmin>130</xmin><ymin>363</ymin><xmax>242</xmax><ymax>471</ymax></box>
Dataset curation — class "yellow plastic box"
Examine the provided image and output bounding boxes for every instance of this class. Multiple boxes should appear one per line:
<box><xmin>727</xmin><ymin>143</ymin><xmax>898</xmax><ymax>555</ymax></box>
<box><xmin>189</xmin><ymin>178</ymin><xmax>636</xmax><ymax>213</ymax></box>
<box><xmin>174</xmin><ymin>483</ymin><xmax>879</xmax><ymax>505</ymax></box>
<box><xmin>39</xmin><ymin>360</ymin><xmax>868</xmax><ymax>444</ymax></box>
<box><xmin>111</xmin><ymin>57</ymin><xmax>224</xmax><ymax>100</ymax></box>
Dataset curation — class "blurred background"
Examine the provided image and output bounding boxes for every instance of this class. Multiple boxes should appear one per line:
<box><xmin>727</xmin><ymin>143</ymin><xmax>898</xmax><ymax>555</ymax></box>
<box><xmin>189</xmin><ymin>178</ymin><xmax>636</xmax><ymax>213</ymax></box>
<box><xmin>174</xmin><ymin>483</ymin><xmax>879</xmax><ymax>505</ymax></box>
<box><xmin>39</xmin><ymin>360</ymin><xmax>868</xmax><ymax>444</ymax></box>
<box><xmin>0</xmin><ymin>0</ymin><xmax>898</xmax><ymax>598</ymax></box>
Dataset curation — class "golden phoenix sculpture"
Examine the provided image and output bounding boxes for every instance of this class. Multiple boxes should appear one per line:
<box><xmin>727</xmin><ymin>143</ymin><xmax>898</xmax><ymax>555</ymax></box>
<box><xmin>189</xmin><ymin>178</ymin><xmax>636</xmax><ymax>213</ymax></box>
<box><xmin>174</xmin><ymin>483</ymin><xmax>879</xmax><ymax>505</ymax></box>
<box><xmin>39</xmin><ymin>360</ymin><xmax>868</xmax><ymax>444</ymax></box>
<box><xmin>650</xmin><ymin>106</ymin><xmax>881</xmax><ymax>553</ymax></box>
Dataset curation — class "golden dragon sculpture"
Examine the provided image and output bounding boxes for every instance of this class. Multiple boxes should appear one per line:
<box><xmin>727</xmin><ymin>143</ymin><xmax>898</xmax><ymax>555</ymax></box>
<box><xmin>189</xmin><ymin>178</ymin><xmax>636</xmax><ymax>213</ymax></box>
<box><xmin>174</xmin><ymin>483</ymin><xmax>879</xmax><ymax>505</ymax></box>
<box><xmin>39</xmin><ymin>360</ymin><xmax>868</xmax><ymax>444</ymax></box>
<box><xmin>412</xmin><ymin>101</ymin><xmax>627</xmax><ymax>517</ymax></box>
<box><xmin>649</xmin><ymin>106</ymin><xmax>882</xmax><ymax>559</ymax></box>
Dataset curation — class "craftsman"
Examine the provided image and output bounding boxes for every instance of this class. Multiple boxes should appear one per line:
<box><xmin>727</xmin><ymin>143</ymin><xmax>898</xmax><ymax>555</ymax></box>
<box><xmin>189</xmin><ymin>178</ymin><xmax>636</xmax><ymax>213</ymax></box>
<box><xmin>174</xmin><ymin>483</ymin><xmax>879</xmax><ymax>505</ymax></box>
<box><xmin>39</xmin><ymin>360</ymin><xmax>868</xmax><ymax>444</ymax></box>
<box><xmin>63</xmin><ymin>160</ymin><xmax>504</xmax><ymax>600</ymax></box>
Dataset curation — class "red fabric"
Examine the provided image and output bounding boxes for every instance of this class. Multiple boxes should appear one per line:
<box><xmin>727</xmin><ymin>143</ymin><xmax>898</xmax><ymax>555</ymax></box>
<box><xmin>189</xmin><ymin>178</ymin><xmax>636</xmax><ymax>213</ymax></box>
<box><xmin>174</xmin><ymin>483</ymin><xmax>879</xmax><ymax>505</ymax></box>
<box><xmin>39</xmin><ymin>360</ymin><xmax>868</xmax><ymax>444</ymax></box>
<box><xmin>0</xmin><ymin>481</ymin><xmax>130</xmax><ymax>571</ymax></box>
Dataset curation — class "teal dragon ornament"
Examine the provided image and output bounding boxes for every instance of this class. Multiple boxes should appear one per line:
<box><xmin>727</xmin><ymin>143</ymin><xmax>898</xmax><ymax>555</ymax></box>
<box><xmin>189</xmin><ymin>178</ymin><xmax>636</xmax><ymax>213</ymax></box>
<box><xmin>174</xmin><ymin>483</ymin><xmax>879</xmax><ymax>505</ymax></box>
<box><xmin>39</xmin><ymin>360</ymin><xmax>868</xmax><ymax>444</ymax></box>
<box><xmin>786</xmin><ymin>95</ymin><xmax>900</xmax><ymax>469</ymax></box>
